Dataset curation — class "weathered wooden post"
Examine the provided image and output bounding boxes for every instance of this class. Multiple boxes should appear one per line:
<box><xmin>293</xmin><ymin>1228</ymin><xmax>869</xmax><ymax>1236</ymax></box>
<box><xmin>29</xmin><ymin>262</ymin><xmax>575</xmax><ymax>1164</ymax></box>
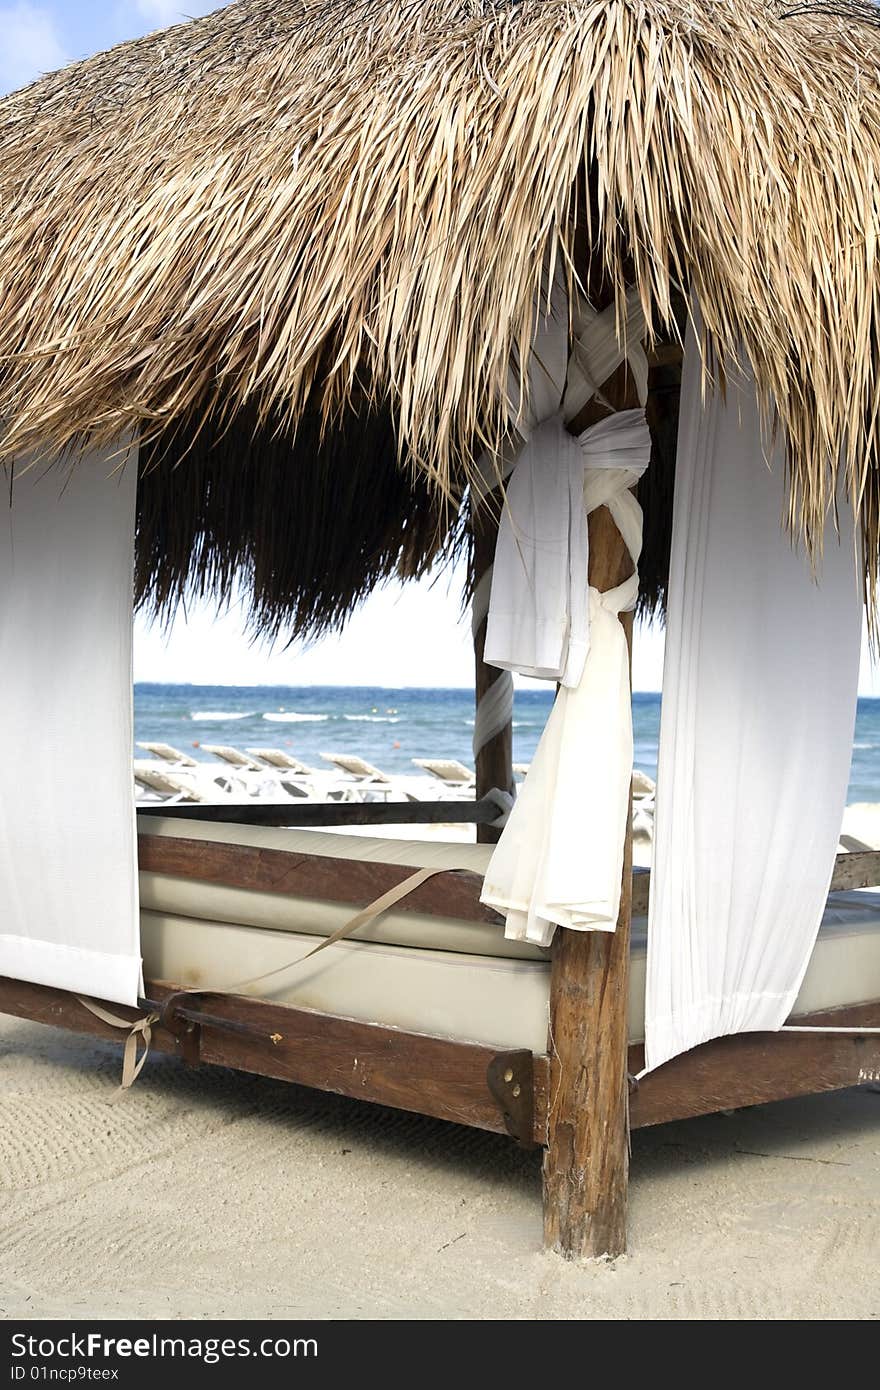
<box><xmin>543</xmin><ymin>356</ymin><xmax>640</xmax><ymax>1259</ymax></box>
<box><xmin>471</xmin><ymin>498</ymin><xmax>515</xmax><ymax>845</ymax></box>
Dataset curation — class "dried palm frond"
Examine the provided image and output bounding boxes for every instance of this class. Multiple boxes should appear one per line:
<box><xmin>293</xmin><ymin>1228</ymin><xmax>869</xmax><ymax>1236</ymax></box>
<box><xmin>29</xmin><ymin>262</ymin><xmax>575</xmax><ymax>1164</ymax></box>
<box><xmin>1</xmin><ymin>0</ymin><xmax>879</xmax><ymax>624</ymax></box>
<box><xmin>136</xmin><ymin>393</ymin><xmax>468</xmax><ymax>639</ymax></box>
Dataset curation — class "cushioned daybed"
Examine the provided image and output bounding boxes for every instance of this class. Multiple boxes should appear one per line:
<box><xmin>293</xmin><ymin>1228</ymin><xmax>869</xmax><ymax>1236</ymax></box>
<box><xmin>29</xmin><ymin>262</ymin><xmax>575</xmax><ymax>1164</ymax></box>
<box><xmin>5</xmin><ymin>0</ymin><xmax>880</xmax><ymax>1266</ymax></box>
<box><xmin>140</xmin><ymin>818</ymin><xmax>880</xmax><ymax>1058</ymax></box>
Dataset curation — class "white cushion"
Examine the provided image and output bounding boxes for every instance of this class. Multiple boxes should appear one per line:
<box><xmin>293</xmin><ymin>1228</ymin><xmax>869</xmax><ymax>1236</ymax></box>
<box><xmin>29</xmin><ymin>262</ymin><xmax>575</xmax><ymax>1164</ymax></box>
<box><xmin>138</xmin><ymin>819</ymin><xmax>880</xmax><ymax>1054</ymax></box>
<box><xmin>138</xmin><ymin>816</ymin><xmax>544</xmax><ymax>962</ymax></box>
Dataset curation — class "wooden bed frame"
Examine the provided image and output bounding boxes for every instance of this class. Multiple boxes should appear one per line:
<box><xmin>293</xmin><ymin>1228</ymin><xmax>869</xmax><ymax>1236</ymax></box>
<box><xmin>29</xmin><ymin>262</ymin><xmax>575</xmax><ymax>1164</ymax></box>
<box><xmin>4</xmin><ymin>341</ymin><xmax>877</xmax><ymax>1261</ymax></box>
<box><xmin>1</xmin><ymin>831</ymin><xmax>878</xmax><ymax>1260</ymax></box>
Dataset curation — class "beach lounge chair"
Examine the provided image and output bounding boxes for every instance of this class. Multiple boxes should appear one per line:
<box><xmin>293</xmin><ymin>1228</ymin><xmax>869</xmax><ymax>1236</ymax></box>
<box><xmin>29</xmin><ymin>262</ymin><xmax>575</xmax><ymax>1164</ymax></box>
<box><xmin>631</xmin><ymin>770</ymin><xmax>656</xmax><ymax>847</ymax></box>
<box><xmin>412</xmin><ymin>758</ymin><xmax>475</xmax><ymax>786</ymax></box>
<box><xmin>136</xmin><ymin>741</ymin><xmax>197</xmax><ymax>767</ymax></box>
<box><xmin>319</xmin><ymin>753</ymin><xmax>391</xmax><ymax>783</ymax></box>
<box><xmin>201</xmin><ymin>745</ymin><xmax>262</xmax><ymax>771</ymax></box>
<box><xmin>319</xmin><ymin>752</ymin><xmax>401</xmax><ymax>803</ymax></box>
<box><xmin>201</xmin><ymin>743</ymin><xmax>316</xmax><ymax>801</ymax></box>
<box><xmin>246</xmin><ymin>748</ymin><xmax>315</xmax><ymax>776</ymax></box>
<box><xmin>133</xmin><ymin>762</ymin><xmax>206</xmax><ymax>805</ymax></box>
<box><xmin>632</xmin><ymin>769</ymin><xmax>655</xmax><ymax>798</ymax></box>
<box><xmin>840</xmin><ymin>834</ymin><xmax>873</xmax><ymax>853</ymax></box>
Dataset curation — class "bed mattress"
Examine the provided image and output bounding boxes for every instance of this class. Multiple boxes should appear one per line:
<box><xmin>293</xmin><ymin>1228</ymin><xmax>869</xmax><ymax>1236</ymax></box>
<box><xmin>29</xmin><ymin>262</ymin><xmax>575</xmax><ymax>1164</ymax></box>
<box><xmin>138</xmin><ymin>817</ymin><xmax>880</xmax><ymax>1053</ymax></box>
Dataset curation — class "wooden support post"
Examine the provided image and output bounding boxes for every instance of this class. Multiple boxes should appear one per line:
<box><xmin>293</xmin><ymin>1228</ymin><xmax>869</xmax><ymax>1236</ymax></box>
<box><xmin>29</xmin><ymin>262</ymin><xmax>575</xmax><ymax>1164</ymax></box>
<box><xmin>472</xmin><ymin>502</ymin><xmax>514</xmax><ymax>845</ymax></box>
<box><xmin>543</xmin><ymin>359</ymin><xmax>639</xmax><ymax>1260</ymax></box>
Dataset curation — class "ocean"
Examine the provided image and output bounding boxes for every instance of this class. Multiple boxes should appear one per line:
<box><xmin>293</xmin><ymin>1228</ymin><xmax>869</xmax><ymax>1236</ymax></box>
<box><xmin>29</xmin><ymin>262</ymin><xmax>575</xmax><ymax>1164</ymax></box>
<box><xmin>135</xmin><ymin>684</ymin><xmax>880</xmax><ymax>805</ymax></box>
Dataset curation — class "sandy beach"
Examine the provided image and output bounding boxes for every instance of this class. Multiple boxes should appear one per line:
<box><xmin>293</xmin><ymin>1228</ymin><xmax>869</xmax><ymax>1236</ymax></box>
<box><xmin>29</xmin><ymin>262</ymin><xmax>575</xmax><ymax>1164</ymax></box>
<box><xmin>1</xmin><ymin>1014</ymin><xmax>877</xmax><ymax>1321</ymax></box>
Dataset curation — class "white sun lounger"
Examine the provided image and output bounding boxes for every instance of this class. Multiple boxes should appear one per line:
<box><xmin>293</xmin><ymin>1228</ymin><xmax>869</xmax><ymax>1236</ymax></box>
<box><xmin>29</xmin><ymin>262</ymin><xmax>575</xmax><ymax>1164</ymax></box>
<box><xmin>839</xmin><ymin>833</ymin><xmax>874</xmax><ymax>853</ymax></box>
<box><xmin>133</xmin><ymin>762</ymin><xmax>207</xmax><ymax>804</ymax></box>
<box><xmin>201</xmin><ymin>744</ymin><xmax>262</xmax><ymax>771</ymax></box>
<box><xmin>201</xmin><ymin>743</ymin><xmax>318</xmax><ymax>800</ymax></box>
<box><xmin>136</xmin><ymin>741</ymin><xmax>198</xmax><ymax>767</ymax></box>
<box><xmin>412</xmin><ymin>758</ymin><xmax>475</xmax><ymax>785</ymax></box>
<box><xmin>632</xmin><ymin>769</ymin><xmax>656</xmax><ymax>797</ymax></box>
<box><xmin>246</xmin><ymin>747</ymin><xmax>315</xmax><ymax>775</ymax></box>
<box><xmin>320</xmin><ymin>753</ymin><xmax>391</xmax><ymax>783</ymax></box>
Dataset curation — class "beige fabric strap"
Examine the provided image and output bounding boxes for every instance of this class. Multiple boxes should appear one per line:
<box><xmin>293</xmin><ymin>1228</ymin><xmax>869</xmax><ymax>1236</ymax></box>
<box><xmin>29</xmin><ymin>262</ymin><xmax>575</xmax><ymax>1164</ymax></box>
<box><xmin>76</xmin><ymin>998</ymin><xmax>160</xmax><ymax>1089</ymax></box>
<box><xmin>77</xmin><ymin>864</ymin><xmax>446</xmax><ymax>1089</ymax></box>
<box><xmin>218</xmin><ymin>864</ymin><xmax>445</xmax><ymax>995</ymax></box>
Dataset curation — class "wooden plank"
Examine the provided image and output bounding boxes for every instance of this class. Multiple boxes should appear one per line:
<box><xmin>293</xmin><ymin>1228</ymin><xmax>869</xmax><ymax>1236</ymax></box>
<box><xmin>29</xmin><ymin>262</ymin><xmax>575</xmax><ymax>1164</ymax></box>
<box><xmin>472</xmin><ymin>498</ymin><xmax>514</xmax><ymax>844</ymax></box>
<box><xmin>138</xmin><ymin>798</ymin><xmax>500</xmax><ymax>828</ymax></box>
<box><xmin>1</xmin><ymin>974</ymin><xmax>878</xmax><ymax>1147</ymax></box>
<box><xmin>646</xmin><ymin>342</ymin><xmax>684</xmax><ymax>369</ymax></box>
<box><xmin>137</xmin><ymin>833</ymin><xmax>503</xmax><ymax>927</ymax></box>
<box><xmin>628</xmin><ymin>1001</ymin><xmax>880</xmax><ymax>1127</ymax></box>
<box><xmin>0</xmin><ymin>977</ymin><xmax>181</xmax><ymax>1060</ymax></box>
<box><xmin>0</xmin><ymin>975</ymin><xmax>550</xmax><ymax>1141</ymax></box>
<box><xmin>632</xmin><ymin>867</ymin><xmax>649</xmax><ymax>915</ymax></box>
<box><xmin>160</xmin><ymin>985</ymin><xmax>551</xmax><ymax>1139</ymax></box>
<box><xmin>543</xmin><ymin>364</ymin><xmax>638</xmax><ymax>1259</ymax></box>
<box><xmin>543</xmin><ymin>620</ymin><xmax>634</xmax><ymax>1261</ymax></box>
<box><xmin>137</xmin><ymin>834</ymin><xmax>880</xmax><ymax>926</ymax></box>
<box><xmin>829</xmin><ymin>850</ymin><xmax>880</xmax><ymax>892</ymax></box>
<box><xmin>630</xmin><ymin>850</ymin><xmax>880</xmax><ymax>919</ymax></box>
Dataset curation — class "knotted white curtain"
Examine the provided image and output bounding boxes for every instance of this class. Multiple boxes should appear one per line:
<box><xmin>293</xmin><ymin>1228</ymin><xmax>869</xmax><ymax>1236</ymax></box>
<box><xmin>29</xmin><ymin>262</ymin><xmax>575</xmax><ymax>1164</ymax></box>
<box><xmin>0</xmin><ymin>449</ymin><xmax>142</xmax><ymax>1007</ymax></box>
<box><xmin>481</xmin><ymin>273</ymin><xmax>651</xmax><ymax>944</ymax></box>
<box><xmin>484</xmin><ymin>415</ymin><xmax>590</xmax><ymax>686</ymax></box>
<box><xmin>644</xmin><ymin>323</ymin><xmax>862</xmax><ymax>1071</ymax></box>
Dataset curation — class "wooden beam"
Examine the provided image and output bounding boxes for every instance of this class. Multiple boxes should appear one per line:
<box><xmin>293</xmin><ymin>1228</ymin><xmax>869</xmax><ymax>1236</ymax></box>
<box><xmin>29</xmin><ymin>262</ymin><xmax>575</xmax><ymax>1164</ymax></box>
<box><xmin>629</xmin><ymin>1001</ymin><xmax>880</xmax><ymax>1127</ymax></box>
<box><xmin>472</xmin><ymin>500</ymin><xmax>514</xmax><ymax>844</ymax></box>
<box><xmin>137</xmin><ymin>833</ymin><xmax>880</xmax><ymax>922</ymax></box>
<box><xmin>630</xmin><ymin>850</ymin><xmax>880</xmax><ymax>917</ymax></box>
<box><xmin>0</xmin><ymin>976</ymin><xmax>549</xmax><ymax>1141</ymax></box>
<box><xmin>543</xmin><ymin>594</ymin><xmax>635</xmax><ymax>1259</ymax></box>
<box><xmin>1</xmin><ymin>973</ymin><xmax>877</xmax><ymax>1151</ymax></box>
<box><xmin>828</xmin><ymin>849</ymin><xmax>880</xmax><ymax>893</ymax></box>
<box><xmin>137</xmin><ymin>833</ymin><xmax>503</xmax><ymax>926</ymax></box>
<box><xmin>138</xmin><ymin>796</ymin><xmax>500</xmax><ymax>829</ymax></box>
<box><xmin>645</xmin><ymin>342</ymin><xmax>684</xmax><ymax>370</ymax></box>
<box><xmin>543</xmin><ymin>359</ymin><xmax>639</xmax><ymax>1261</ymax></box>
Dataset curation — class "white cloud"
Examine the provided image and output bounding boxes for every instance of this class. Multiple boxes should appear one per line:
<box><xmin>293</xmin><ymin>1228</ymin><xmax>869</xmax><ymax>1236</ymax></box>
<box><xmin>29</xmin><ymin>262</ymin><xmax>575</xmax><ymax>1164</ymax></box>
<box><xmin>0</xmin><ymin>3</ymin><xmax>66</xmax><ymax>94</ymax></box>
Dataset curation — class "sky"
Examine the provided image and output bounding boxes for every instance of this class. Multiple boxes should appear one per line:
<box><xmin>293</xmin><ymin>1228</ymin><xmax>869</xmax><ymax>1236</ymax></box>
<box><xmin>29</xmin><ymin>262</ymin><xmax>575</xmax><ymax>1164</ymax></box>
<box><xmin>0</xmin><ymin>2</ymin><xmax>228</xmax><ymax>93</ymax></box>
<box><xmin>4</xmin><ymin>1</ymin><xmax>880</xmax><ymax>694</ymax></box>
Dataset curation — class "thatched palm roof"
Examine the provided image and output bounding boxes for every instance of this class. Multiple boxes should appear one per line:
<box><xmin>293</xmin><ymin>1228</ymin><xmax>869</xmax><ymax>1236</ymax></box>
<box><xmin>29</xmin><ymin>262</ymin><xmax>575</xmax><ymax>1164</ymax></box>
<box><xmin>2</xmin><ymin>0</ymin><xmax>880</xmax><ymax>632</ymax></box>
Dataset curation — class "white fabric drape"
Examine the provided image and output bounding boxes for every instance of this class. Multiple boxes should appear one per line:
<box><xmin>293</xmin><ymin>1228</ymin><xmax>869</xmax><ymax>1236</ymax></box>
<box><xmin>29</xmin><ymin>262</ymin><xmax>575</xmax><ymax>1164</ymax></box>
<box><xmin>644</xmin><ymin>327</ymin><xmax>862</xmax><ymax>1072</ymax></box>
<box><xmin>481</xmin><ymin>414</ymin><xmax>650</xmax><ymax>943</ymax></box>
<box><xmin>0</xmin><ymin>448</ymin><xmax>141</xmax><ymax>1007</ymax></box>
<box><xmin>483</xmin><ymin>416</ymin><xmax>590</xmax><ymax>686</ymax></box>
<box><xmin>485</xmin><ymin>276</ymin><xmax>648</xmax><ymax>691</ymax></box>
<box><xmin>481</xmin><ymin>274</ymin><xmax>651</xmax><ymax>945</ymax></box>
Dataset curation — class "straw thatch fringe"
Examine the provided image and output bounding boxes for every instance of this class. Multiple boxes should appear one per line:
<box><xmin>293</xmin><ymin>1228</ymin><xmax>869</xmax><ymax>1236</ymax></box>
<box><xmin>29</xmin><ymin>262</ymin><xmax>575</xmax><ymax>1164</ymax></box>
<box><xmin>136</xmin><ymin>396</ymin><xmax>467</xmax><ymax>639</ymax></box>
<box><xmin>2</xmin><ymin>0</ymin><xmax>880</xmax><ymax>621</ymax></box>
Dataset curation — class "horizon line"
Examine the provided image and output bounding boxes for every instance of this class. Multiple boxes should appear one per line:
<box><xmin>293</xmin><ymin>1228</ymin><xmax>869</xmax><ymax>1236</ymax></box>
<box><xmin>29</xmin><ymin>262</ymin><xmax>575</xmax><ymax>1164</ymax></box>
<box><xmin>132</xmin><ymin>679</ymin><xmax>666</xmax><ymax>694</ymax></box>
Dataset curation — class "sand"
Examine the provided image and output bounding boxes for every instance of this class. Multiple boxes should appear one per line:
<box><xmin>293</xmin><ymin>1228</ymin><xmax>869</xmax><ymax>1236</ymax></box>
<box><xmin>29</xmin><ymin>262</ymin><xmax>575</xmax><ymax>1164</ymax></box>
<box><xmin>0</xmin><ymin>1014</ymin><xmax>877</xmax><ymax>1321</ymax></box>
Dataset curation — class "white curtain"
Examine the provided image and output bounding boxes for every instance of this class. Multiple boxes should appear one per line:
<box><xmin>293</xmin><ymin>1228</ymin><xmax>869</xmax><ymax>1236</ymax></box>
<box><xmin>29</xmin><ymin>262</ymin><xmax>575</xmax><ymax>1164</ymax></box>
<box><xmin>644</xmin><ymin>327</ymin><xmax>862</xmax><ymax>1071</ymax></box>
<box><xmin>481</xmin><ymin>274</ymin><xmax>651</xmax><ymax>944</ymax></box>
<box><xmin>0</xmin><ymin>448</ymin><xmax>141</xmax><ymax>1007</ymax></box>
<box><xmin>483</xmin><ymin>415</ymin><xmax>590</xmax><ymax>687</ymax></box>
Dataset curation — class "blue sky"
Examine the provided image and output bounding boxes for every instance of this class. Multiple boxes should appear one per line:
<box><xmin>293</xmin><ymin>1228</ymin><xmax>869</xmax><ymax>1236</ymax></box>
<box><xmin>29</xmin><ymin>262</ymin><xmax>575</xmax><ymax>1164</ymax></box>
<box><xmin>3</xmin><ymin>3</ymin><xmax>878</xmax><ymax>691</ymax></box>
<box><xmin>0</xmin><ymin>3</ymin><xmax>230</xmax><ymax>92</ymax></box>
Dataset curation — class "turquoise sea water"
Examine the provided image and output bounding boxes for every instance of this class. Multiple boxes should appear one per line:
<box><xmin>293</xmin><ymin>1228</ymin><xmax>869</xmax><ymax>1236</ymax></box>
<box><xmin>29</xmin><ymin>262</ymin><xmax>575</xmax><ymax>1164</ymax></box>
<box><xmin>134</xmin><ymin>685</ymin><xmax>880</xmax><ymax>805</ymax></box>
